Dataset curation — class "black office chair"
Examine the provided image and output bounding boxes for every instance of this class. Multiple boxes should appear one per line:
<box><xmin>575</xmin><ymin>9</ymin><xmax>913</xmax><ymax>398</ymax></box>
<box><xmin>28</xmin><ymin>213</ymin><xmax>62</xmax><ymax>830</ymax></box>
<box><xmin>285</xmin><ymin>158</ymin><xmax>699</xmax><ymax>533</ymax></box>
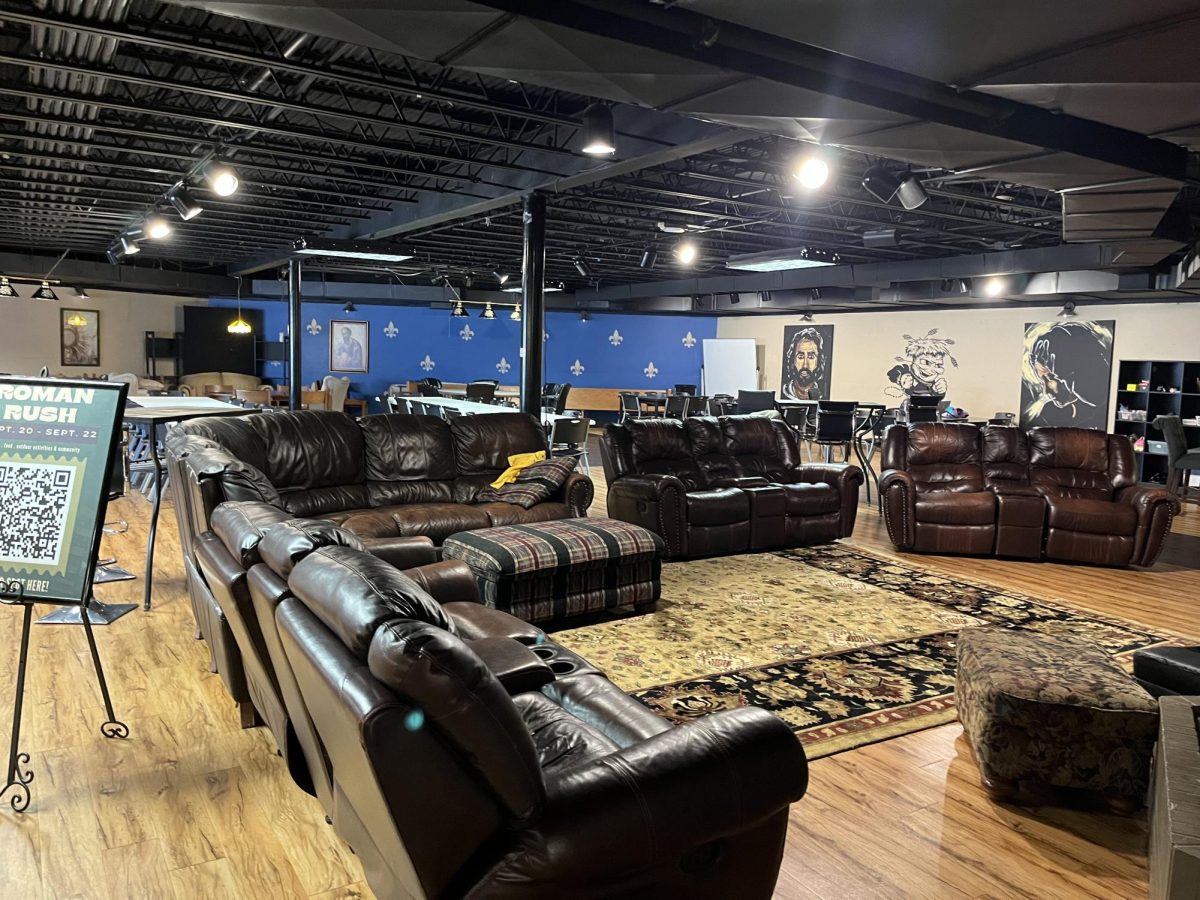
<box><xmin>549</xmin><ymin>416</ymin><xmax>592</xmax><ymax>474</ymax></box>
<box><xmin>386</xmin><ymin>396</ymin><xmax>411</xmax><ymax>414</ymax></box>
<box><xmin>780</xmin><ymin>405</ymin><xmax>815</xmax><ymax>440</ymax></box>
<box><xmin>466</xmin><ymin>381</ymin><xmax>497</xmax><ymax>402</ymax></box>
<box><xmin>813</xmin><ymin>401</ymin><xmax>857</xmax><ymax>463</ymax></box>
<box><xmin>417</xmin><ymin>383</ymin><xmax>443</xmax><ymax>398</ymax></box>
<box><xmin>664</xmin><ymin>395</ymin><xmax>690</xmax><ymax>419</ymax></box>
<box><xmin>710</xmin><ymin>394</ymin><xmax>738</xmax><ymax>417</ymax></box>
<box><xmin>618</xmin><ymin>392</ymin><xmax>644</xmax><ymax>424</ymax></box>
<box><xmin>673</xmin><ymin>384</ymin><xmax>697</xmax><ymax>396</ymax></box>
<box><xmin>907</xmin><ymin>394</ymin><xmax>943</xmax><ymax>424</ymax></box>
<box><xmin>991</xmin><ymin>411</ymin><xmax>1015</xmax><ymax>425</ymax></box>
<box><xmin>688</xmin><ymin>395</ymin><xmax>711</xmax><ymax>417</ymax></box>
<box><xmin>736</xmin><ymin>390</ymin><xmax>776</xmax><ymax>414</ymax></box>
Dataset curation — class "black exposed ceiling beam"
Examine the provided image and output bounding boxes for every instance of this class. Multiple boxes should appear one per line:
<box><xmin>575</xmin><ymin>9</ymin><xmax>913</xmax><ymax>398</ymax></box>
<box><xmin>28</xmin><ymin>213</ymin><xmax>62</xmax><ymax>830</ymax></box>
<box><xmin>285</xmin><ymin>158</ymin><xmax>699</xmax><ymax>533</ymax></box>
<box><xmin>472</xmin><ymin>0</ymin><xmax>1194</xmax><ymax>186</ymax></box>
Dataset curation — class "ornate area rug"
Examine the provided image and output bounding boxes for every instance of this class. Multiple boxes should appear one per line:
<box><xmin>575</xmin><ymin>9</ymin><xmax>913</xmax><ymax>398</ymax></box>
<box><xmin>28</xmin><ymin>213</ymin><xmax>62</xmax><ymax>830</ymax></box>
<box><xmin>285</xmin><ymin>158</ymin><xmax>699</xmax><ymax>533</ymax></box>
<box><xmin>551</xmin><ymin>545</ymin><xmax>1172</xmax><ymax>759</ymax></box>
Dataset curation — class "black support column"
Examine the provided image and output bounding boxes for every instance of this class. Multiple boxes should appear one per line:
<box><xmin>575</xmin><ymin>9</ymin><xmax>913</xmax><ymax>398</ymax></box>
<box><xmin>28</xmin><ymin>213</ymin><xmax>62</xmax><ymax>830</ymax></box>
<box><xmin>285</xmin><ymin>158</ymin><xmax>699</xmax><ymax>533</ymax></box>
<box><xmin>287</xmin><ymin>258</ymin><xmax>302</xmax><ymax>410</ymax></box>
<box><xmin>519</xmin><ymin>191</ymin><xmax>547</xmax><ymax>417</ymax></box>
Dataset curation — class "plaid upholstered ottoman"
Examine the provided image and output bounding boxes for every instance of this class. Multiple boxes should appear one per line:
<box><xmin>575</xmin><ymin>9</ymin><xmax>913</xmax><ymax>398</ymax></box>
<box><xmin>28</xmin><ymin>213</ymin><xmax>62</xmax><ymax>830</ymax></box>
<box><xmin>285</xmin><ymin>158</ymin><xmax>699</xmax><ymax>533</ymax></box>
<box><xmin>956</xmin><ymin>627</ymin><xmax>1159</xmax><ymax>813</ymax></box>
<box><xmin>442</xmin><ymin>517</ymin><xmax>664</xmax><ymax>624</ymax></box>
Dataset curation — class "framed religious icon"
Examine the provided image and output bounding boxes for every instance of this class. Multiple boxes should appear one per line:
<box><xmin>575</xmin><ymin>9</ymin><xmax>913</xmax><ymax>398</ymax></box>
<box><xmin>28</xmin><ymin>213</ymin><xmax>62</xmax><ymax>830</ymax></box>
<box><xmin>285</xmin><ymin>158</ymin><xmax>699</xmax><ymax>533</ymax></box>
<box><xmin>61</xmin><ymin>308</ymin><xmax>100</xmax><ymax>367</ymax></box>
<box><xmin>330</xmin><ymin>319</ymin><xmax>368</xmax><ymax>373</ymax></box>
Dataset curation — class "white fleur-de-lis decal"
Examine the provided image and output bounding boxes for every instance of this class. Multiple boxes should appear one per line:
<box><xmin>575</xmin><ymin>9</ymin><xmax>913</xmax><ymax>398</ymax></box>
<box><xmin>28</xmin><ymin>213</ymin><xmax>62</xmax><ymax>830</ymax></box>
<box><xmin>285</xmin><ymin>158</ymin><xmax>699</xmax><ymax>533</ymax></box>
<box><xmin>681</xmin><ymin>331</ymin><xmax>696</xmax><ymax>348</ymax></box>
<box><xmin>543</xmin><ymin>330</ymin><xmax>550</xmax><ymax>342</ymax></box>
<box><xmin>383</xmin><ymin>321</ymin><xmax>399</xmax><ymax>338</ymax></box>
<box><xmin>459</xmin><ymin>323</ymin><xmax>475</xmax><ymax>341</ymax></box>
<box><xmin>570</xmin><ymin>359</ymin><xmax>585</xmax><ymax>376</ymax></box>
<box><xmin>306</xmin><ymin>318</ymin><xmax>322</xmax><ymax>336</ymax></box>
<box><xmin>496</xmin><ymin>357</ymin><xmax>512</xmax><ymax>374</ymax></box>
<box><xmin>419</xmin><ymin>354</ymin><xmax>435</xmax><ymax>372</ymax></box>
<box><xmin>608</xmin><ymin>329</ymin><xmax>623</xmax><ymax>346</ymax></box>
<box><xmin>644</xmin><ymin>361</ymin><xmax>659</xmax><ymax>379</ymax></box>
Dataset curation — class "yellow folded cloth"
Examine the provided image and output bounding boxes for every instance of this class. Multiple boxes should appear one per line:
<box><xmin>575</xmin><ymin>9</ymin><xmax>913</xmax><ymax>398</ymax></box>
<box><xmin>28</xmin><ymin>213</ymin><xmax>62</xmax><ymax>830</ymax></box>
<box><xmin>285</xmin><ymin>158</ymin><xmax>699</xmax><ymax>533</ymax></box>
<box><xmin>490</xmin><ymin>450</ymin><xmax>546</xmax><ymax>488</ymax></box>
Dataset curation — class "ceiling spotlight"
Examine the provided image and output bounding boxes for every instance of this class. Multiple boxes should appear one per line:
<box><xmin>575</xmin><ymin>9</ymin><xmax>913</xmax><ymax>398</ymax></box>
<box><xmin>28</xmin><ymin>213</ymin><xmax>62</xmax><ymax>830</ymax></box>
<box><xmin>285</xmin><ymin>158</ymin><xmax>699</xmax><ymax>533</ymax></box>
<box><xmin>118</xmin><ymin>234</ymin><xmax>141</xmax><ymax>256</ymax></box>
<box><xmin>729</xmin><ymin>292</ymin><xmax>740</xmax><ymax>305</ymax></box>
<box><xmin>810</xmin><ymin>289</ymin><xmax>821</xmax><ymax>302</ymax></box>
<box><xmin>981</xmin><ymin>276</ymin><xmax>1007</xmax><ymax>298</ymax></box>
<box><xmin>106</xmin><ymin>246</ymin><xmax>120</xmax><ymax>265</ymax></box>
<box><xmin>450</xmin><ymin>301</ymin><xmax>468</xmax><ymax>318</ymax></box>
<box><xmin>73</xmin><ymin>286</ymin><xmax>91</xmax><ymax>301</ymax></box>
<box><xmin>509</xmin><ymin>305</ymin><xmax>521</xmax><ymax>321</ymax></box>
<box><xmin>0</xmin><ymin>277</ymin><xmax>18</xmax><ymax>298</ymax></box>
<box><xmin>144</xmin><ymin>214</ymin><xmax>172</xmax><ymax>240</ymax></box>
<box><xmin>343</xmin><ymin>301</ymin><xmax>357</xmax><ymax>313</ymax></box>
<box><xmin>480</xmin><ymin>302</ymin><xmax>496</xmax><ymax>320</ymax></box>
<box><xmin>793</xmin><ymin>154</ymin><xmax>830</xmax><ymax>190</ymax></box>
<box><xmin>579</xmin><ymin>310</ymin><xmax>591</xmax><ymax>322</ymax></box>
<box><xmin>493</xmin><ymin>269</ymin><xmax>509</xmax><ymax>285</ymax></box>
<box><xmin>674</xmin><ymin>239</ymin><xmax>698</xmax><ymax>266</ymax></box>
<box><xmin>1058</xmin><ymin>301</ymin><xmax>1077</xmax><ymax>318</ymax></box>
<box><xmin>896</xmin><ymin>172</ymin><xmax>929</xmax><ymax>210</ymax></box>
<box><xmin>800</xmin><ymin>312</ymin><xmax>814</xmax><ymax>322</ymax></box>
<box><xmin>580</xmin><ymin>103</ymin><xmax>616</xmax><ymax>155</ymax></box>
<box><xmin>167</xmin><ymin>185</ymin><xmax>203</xmax><ymax>220</ymax></box>
<box><xmin>573</xmin><ymin>257</ymin><xmax>593</xmax><ymax>278</ymax></box>
<box><xmin>32</xmin><ymin>281</ymin><xmax>59</xmax><ymax>301</ymax></box>
<box><xmin>639</xmin><ymin>245</ymin><xmax>657</xmax><ymax>269</ymax></box>
<box><xmin>203</xmin><ymin>162</ymin><xmax>239</xmax><ymax>197</ymax></box>
<box><xmin>862</xmin><ymin>164</ymin><xmax>902</xmax><ymax>203</ymax></box>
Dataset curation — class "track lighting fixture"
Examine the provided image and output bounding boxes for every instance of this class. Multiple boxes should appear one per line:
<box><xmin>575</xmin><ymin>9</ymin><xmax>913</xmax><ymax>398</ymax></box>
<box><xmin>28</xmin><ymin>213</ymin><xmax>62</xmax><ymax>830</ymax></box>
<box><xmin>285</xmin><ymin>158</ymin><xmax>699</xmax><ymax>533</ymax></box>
<box><xmin>1058</xmin><ymin>301</ymin><xmax>1077</xmax><ymax>318</ymax></box>
<box><xmin>573</xmin><ymin>258</ymin><xmax>593</xmax><ymax>278</ymax></box>
<box><xmin>674</xmin><ymin>240</ymin><xmax>698</xmax><ymax>266</ymax></box>
<box><xmin>580</xmin><ymin>103</ymin><xmax>616</xmax><ymax>156</ymax></box>
<box><xmin>32</xmin><ymin>281</ymin><xmax>59</xmax><ymax>301</ymax></box>
<box><xmin>144</xmin><ymin>214</ymin><xmax>172</xmax><ymax>240</ymax></box>
<box><xmin>896</xmin><ymin>172</ymin><xmax>929</xmax><ymax>210</ymax></box>
<box><xmin>167</xmin><ymin>185</ymin><xmax>203</xmax><ymax>221</ymax></box>
<box><xmin>810</xmin><ymin>289</ymin><xmax>821</xmax><ymax>302</ymax></box>
<box><xmin>509</xmin><ymin>305</ymin><xmax>520</xmax><ymax>321</ymax></box>
<box><xmin>579</xmin><ymin>311</ymin><xmax>591</xmax><ymax>322</ymax></box>
<box><xmin>480</xmin><ymin>302</ymin><xmax>496</xmax><ymax>320</ymax></box>
<box><xmin>493</xmin><ymin>269</ymin><xmax>509</xmax><ymax>285</ymax></box>
<box><xmin>450</xmin><ymin>301</ymin><xmax>468</xmax><ymax>318</ymax></box>
<box><xmin>800</xmin><ymin>312</ymin><xmax>814</xmax><ymax>322</ymax></box>
<box><xmin>862</xmin><ymin>164</ymin><xmax>902</xmax><ymax>203</ymax></box>
<box><xmin>0</xmin><ymin>277</ymin><xmax>17</xmax><ymax>297</ymax></box>
<box><xmin>118</xmin><ymin>234</ymin><xmax>141</xmax><ymax>256</ymax></box>
<box><xmin>980</xmin><ymin>276</ymin><xmax>1007</xmax><ymax>298</ymax></box>
<box><xmin>343</xmin><ymin>301</ymin><xmax>357</xmax><ymax>313</ymax></box>
<box><xmin>639</xmin><ymin>245</ymin><xmax>657</xmax><ymax>269</ymax></box>
<box><xmin>729</xmin><ymin>292</ymin><xmax>740</xmax><ymax>305</ymax></box>
<box><xmin>73</xmin><ymin>286</ymin><xmax>91</xmax><ymax>301</ymax></box>
<box><xmin>203</xmin><ymin>161</ymin><xmax>240</xmax><ymax>197</ymax></box>
<box><xmin>793</xmin><ymin>154</ymin><xmax>830</xmax><ymax>190</ymax></box>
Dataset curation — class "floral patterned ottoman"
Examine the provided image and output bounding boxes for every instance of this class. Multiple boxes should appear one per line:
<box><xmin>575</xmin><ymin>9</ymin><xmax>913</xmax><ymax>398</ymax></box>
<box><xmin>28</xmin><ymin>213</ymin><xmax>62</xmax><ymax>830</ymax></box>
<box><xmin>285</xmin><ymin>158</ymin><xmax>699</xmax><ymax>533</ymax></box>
<box><xmin>956</xmin><ymin>627</ymin><xmax>1160</xmax><ymax>812</ymax></box>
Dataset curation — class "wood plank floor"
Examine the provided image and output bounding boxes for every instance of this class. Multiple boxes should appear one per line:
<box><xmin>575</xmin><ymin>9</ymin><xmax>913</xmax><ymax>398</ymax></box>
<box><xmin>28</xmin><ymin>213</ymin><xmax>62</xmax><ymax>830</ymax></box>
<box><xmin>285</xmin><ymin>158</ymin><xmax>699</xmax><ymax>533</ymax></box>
<box><xmin>1</xmin><ymin>455</ymin><xmax>1196</xmax><ymax>899</ymax></box>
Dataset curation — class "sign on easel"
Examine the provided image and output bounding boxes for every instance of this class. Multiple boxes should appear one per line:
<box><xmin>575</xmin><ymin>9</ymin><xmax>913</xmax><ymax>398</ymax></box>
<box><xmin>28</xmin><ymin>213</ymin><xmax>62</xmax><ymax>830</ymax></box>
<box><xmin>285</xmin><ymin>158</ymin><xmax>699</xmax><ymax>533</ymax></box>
<box><xmin>0</xmin><ymin>376</ymin><xmax>130</xmax><ymax>813</ymax></box>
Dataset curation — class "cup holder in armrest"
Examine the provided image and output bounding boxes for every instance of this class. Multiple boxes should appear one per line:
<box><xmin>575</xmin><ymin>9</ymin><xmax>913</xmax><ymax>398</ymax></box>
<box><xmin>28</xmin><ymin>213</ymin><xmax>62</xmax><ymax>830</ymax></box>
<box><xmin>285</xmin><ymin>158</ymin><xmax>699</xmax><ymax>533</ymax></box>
<box><xmin>549</xmin><ymin>660</ymin><xmax>577</xmax><ymax>675</ymax></box>
<box><xmin>532</xmin><ymin>645</ymin><xmax>556</xmax><ymax>660</ymax></box>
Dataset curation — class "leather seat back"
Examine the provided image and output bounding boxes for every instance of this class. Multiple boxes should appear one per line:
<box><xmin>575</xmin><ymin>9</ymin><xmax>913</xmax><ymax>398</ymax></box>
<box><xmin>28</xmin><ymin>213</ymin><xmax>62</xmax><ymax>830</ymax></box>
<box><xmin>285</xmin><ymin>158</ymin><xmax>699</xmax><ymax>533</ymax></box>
<box><xmin>249</xmin><ymin>411</ymin><xmax>369</xmax><ymax>516</ymax></box>
<box><xmin>360</xmin><ymin>413</ymin><xmax>457</xmax><ymax>507</ymax></box>
<box><xmin>1028</xmin><ymin>427</ymin><xmax>1134</xmax><ymax>500</ymax></box>
<box><xmin>685</xmin><ymin>416</ymin><xmax>738</xmax><ymax>484</ymax></box>
<box><xmin>258</xmin><ymin>517</ymin><xmax>368</xmax><ymax>579</ymax></box>
<box><xmin>981</xmin><ymin>426</ymin><xmax>1031</xmax><ymax>489</ymax></box>
<box><xmin>450</xmin><ymin>413</ymin><xmax>550</xmax><ymax>502</ymax></box>
<box><xmin>904</xmin><ymin>423</ymin><xmax>984</xmax><ymax>493</ymax></box>
<box><xmin>625</xmin><ymin>419</ymin><xmax>707</xmax><ymax>490</ymax></box>
<box><xmin>722</xmin><ymin>415</ymin><xmax>800</xmax><ymax>481</ymax></box>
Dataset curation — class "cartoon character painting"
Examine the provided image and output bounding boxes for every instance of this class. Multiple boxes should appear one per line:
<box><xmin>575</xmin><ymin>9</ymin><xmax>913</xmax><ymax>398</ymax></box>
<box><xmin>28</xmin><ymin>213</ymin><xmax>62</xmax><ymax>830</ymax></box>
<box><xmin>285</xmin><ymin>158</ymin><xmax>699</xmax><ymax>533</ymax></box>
<box><xmin>885</xmin><ymin>328</ymin><xmax>958</xmax><ymax>399</ymax></box>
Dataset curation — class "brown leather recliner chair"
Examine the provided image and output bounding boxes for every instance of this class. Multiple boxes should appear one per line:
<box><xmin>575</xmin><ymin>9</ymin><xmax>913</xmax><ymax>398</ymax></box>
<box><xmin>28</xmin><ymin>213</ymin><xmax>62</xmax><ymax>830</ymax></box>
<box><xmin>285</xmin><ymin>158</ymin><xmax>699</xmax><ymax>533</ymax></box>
<box><xmin>275</xmin><ymin>537</ymin><xmax>809</xmax><ymax>899</ymax></box>
<box><xmin>600</xmin><ymin>415</ymin><xmax>862</xmax><ymax>558</ymax></box>
<box><xmin>880</xmin><ymin>423</ymin><xmax>1179</xmax><ymax>567</ymax></box>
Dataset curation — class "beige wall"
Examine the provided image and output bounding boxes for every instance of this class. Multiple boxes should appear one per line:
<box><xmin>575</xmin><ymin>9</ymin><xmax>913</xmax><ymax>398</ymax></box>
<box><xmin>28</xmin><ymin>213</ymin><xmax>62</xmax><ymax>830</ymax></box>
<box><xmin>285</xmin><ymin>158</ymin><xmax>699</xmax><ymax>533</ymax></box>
<box><xmin>716</xmin><ymin>301</ymin><xmax>1200</xmax><ymax>423</ymax></box>
<box><xmin>0</xmin><ymin>290</ymin><xmax>202</xmax><ymax>378</ymax></box>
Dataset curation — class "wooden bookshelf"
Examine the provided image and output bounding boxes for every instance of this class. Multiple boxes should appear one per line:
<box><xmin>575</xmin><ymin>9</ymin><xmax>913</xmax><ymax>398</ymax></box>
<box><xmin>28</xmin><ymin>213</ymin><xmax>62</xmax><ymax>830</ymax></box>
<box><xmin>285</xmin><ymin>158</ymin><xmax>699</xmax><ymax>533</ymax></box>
<box><xmin>1113</xmin><ymin>359</ymin><xmax>1200</xmax><ymax>485</ymax></box>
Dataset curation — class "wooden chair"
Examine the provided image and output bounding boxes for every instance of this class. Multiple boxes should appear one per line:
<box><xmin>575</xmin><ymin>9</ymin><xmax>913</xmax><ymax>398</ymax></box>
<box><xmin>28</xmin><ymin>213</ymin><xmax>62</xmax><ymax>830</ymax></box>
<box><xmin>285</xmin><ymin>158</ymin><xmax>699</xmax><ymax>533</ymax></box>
<box><xmin>301</xmin><ymin>389</ymin><xmax>330</xmax><ymax>410</ymax></box>
<box><xmin>235</xmin><ymin>388</ymin><xmax>273</xmax><ymax>407</ymax></box>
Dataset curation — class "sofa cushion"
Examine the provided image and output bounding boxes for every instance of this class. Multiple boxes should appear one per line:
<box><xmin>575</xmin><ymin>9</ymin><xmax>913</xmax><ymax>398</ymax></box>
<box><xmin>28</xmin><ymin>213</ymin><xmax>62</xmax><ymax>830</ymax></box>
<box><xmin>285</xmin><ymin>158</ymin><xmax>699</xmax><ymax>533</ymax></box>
<box><xmin>1045</xmin><ymin>496</ymin><xmax>1136</xmax><ymax>536</ymax></box>
<box><xmin>684</xmin><ymin>416</ymin><xmax>738</xmax><ymax>484</ymax></box>
<box><xmin>476</xmin><ymin>502</ymin><xmax>573</xmax><ymax>528</ymax></box>
<box><xmin>686</xmin><ymin>488</ymin><xmax>750</xmax><ymax>527</ymax></box>
<box><xmin>626</xmin><ymin>419</ymin><xmax>707</xmax><ymax>490</ymax></box>
<box><xmin>360</xmin><ymin>414</ymin><xmax>458</xmax><ymax>505</ymax></box>
<box><xmin>250</xmin><ymin>410</ymin><xmax>366</xmax><ymax>492</ymax></box>
<box><xmin>390</xmin><ymin>503</ymin><xmax>493</xmax><ymax>543</ymax></box>
<box><xmin>278</xmin><ymin>484</ymin><xmax>371</xmax><ymax>518</ymax></box>
<box><xmin>258</xmin><ymin>518</ymin><xmax>367</xmax><ymax>578</ymax></box>
<box><xmin>914</xmin><ymin>491</ymin><xmax>995</xmax><ymax>526</ymax></box>
<box><xmin>981</xmin><ymin>426</ymin><xmax>1030</xmax><ymax>487</ymax></box>
<box><xmin>475</xmin><ymin>458</ymin><xmax>576</xmax><ymax>509</ymax></box>
<box><xmin>210</xmin><ymin>500</ymin><xmax>294</xmax><ymax>567</ymax></box>
<box><xmin>781</xmin><ymin>483</ymin><xmax>841</xmax><ymax>516</ymax></box>
<box><xmin>450</xmin><ymin>413</ymin><xmax>548</xmax><ymax>475</ymax></box>
<box><xmin>907</xmin><ymin>423</ymin><xmax>984</xmax><ymax>493</ymax></box>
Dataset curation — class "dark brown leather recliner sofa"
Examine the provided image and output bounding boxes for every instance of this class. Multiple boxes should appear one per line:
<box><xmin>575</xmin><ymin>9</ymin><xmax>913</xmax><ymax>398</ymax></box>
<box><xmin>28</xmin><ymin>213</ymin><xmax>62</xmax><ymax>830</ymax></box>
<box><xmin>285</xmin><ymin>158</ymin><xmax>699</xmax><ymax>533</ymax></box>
<box><xmin>879</xmin><ymin>423</ymin><xmax>1179</xmax><ymax>567</ymax></box>
<box><xmin>229</xmin><ymin>514</ymin><xmax>811</xmax><ymax>899</ymax></box>
<box><xmin>600</xmin><ymin>414</ymin><xmax>862</xmax><ymax>558</ymax></box>
<box><xmin>164</xmin><ymin>410</ymin><xmax>592</xmax><ymax>726</ymax></box>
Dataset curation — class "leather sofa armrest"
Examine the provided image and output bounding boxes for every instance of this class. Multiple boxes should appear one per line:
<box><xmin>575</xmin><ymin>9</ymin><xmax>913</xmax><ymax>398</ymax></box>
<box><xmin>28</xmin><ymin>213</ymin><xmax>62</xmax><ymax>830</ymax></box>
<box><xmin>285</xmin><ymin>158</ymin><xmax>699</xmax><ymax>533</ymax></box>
<box><xmin>467</xmin><ymin>637</ymin><xmax>555</xmax><ymax>693</ymax></box>
<box><xmin>525</xmin><ymin>708</ymin><xmax>807</xmax><ymax>871</ymax></box>
<box><xmin>443</xmin><ymin>600</ymin><xmax>546</xmax><ymax>643</ymax></box>
<box><xmin>791</xmin><ymin>463</ymin><xmax>864</xmax><ymax>537</ymax></box>
<box><xmin>606</xmin><ymin>475</ymin><xmax>687</xmax><ymax>558</ymax></box>
<box><xmin>554</xmin><ymin>471</ymin><xmax>594</xmax><ymax>517</ymax></box>
<box><xmin>1117</xmin><ymin>484</ymin><xmax>1181</xmax><ymax>567</ymax></box>
<box><xmin>404</xmin><ymin>560</ymin><xmax>480</xmax><ymax>605</ymax></box>
<box><xmin>879</xmin><ymin>469</ymin><xmax>917</xmax><ymax>549</ymax></box>
<box><xmin>361</xmin><ymin>535</ymin><xmax>437</xmax><ymax>570</ymax></box>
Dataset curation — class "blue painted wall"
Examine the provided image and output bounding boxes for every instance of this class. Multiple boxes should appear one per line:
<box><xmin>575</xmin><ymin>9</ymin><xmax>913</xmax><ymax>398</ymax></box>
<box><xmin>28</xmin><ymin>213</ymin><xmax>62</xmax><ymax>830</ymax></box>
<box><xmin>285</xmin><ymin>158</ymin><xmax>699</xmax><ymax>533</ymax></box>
<box><xmin>207</xmin><ymin>298</ymin><xmax>716</xmax><ymax>409</ymax></box>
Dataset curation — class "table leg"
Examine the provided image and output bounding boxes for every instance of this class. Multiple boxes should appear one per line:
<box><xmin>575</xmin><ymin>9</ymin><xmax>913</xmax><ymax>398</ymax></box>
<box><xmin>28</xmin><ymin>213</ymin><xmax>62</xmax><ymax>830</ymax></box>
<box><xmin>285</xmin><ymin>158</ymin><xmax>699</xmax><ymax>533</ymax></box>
<box><xmin>143</xmin><ymin>429</ymin><xmax>163</xmax><ymax>611</ymax></box>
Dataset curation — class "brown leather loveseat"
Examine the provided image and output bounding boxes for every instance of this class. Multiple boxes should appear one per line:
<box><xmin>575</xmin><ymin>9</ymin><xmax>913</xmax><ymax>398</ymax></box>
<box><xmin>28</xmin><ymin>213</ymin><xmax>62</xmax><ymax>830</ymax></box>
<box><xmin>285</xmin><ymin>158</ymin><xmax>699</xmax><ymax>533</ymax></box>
<box><xmin>224</xmin><ymin>514</ymin><xmax>810</xmax><ymax>899</ymax></box>
<box><xmin>600</xmin><ymin>414</ymin><xmax>862</xmax><ymax>558</ymax></box>
<box><xmin>879</xmin><ymin>423</ymin><xmax>1179</xmax><ymax>567</ymax></box>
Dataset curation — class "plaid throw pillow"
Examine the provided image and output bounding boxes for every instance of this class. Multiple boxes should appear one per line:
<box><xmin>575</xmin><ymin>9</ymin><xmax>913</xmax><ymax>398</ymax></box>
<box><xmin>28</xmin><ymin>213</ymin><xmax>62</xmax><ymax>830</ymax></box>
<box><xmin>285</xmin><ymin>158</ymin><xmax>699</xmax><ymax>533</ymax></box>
<box><xmin>476</xmin><ymin>457</ymin><xmax>576</xmax><ymax>509</ymax></box>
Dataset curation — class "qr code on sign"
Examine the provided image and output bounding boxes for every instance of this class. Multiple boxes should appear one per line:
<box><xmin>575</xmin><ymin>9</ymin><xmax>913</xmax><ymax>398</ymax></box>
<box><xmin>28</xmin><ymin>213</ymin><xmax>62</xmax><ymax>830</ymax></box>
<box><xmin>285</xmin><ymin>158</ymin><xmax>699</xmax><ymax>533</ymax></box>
<box><xmin>0</xmin><ymin>461</ymin><xmax>77</xmax><ymax>568</ymax></box>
